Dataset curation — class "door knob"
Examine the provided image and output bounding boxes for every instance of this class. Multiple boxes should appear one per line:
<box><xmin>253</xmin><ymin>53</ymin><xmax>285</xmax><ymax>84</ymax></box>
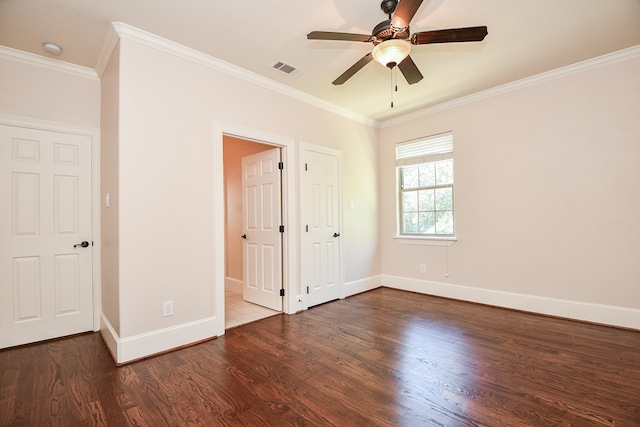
<box><xmin>74</xmin><ymin>241</ymin><xmax>89</xmax><ymax>248</ymax></box>
<box><xmin>241</xmin><ymin>234</ymin><xmax>247</xmax><ymax>239</ymax></box>
<box><xmin>333</xmin><ymin>232</ymin><xmax>341</xmax><ymax>238</ymax></box>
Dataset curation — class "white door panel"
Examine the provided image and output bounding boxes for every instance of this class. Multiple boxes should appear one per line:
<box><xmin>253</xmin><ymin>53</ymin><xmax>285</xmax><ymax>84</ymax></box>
<box><xmin>241</xmin><ymin>147</ymin><xmax>283</xmax><ymax>311</ymax></box>
<box><xmin>303</xmin><ymin>148</ymin><xmax>341</xmax><ymax>307</ymax></box>
<box><xmin>0</xmin><ymin>125</ymin><xmax>93</xmax><ymax>348</ymax></box>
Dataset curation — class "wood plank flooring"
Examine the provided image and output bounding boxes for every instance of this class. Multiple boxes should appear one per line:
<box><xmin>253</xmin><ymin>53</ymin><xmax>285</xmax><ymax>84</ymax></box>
<box><xmin>1</xmin><ymin>288</ymin><xmax>639</xmax><ymax>426</ymax></box>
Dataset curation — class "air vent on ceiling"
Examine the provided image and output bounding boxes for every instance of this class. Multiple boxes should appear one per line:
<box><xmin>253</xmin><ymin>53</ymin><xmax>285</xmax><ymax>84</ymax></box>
<box><xmin>270</xmin><ymin>60</ymin><xmax>303</xmax><ymax>77</ymax></box>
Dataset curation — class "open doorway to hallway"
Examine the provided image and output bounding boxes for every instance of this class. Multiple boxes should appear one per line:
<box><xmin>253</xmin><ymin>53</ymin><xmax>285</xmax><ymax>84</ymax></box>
<box><xmin>222</xmin><ymin>135</ymin><xmax>281</xmax><ymax>328</ymax></box>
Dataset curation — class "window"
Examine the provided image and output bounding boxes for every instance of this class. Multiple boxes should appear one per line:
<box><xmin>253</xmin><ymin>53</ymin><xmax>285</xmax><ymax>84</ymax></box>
<box><xmin>397</xmin><ymin>132</ymin><xmax>454</xmax><ymax>237</ymax></box>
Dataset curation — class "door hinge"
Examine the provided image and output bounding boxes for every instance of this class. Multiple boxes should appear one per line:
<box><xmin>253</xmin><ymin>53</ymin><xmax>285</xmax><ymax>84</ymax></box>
<box><xmin>306</xmin><ymin>286</ymin><xmax>309</xmax><ymax>294</ymax></box>
<box><xmin>304</xmin><ymin>163</ymin><xmax>308</xmax><ymax>171</ymax></box>
<box><xmin>280</xmin><ymin>289</ymin><xmax>285</xmax><ymax>297</ymax></box>
<box><xmin>279</xmin><ymin>225</ymin><xmax>285</xmax><ymax>233</ymax></box>
<box><xmin>278</xmin><ymin>161</ymin><xmax>284</xmax><ymax>170</ymax></box>
<box><xmin>305</xmin><ymin>225</ymin><xmax>309</xmax><ymax>232</ymax></box>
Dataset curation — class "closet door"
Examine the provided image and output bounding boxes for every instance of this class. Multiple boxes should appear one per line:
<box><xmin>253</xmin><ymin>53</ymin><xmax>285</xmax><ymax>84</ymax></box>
<box><xmin>0</xmin><ymin>125</ymin><xmax>93</xmax><ymax>348</ymax></box>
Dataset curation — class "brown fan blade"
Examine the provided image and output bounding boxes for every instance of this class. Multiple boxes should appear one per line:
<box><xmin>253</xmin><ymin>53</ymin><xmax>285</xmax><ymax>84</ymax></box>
<box><xmin>391</xmin><ymin>0</ymin><xmax>424</xmax><ymax>28</ymax></box>
<box><xmin>307</xmin><ymin>31</ymin><xmax>373</xmax><ymax>42</ymax></box>
<box><xmin>411</xmin><ymin>26</ymin><xmax>488</xmax><ymax>45</ymax></box>
<box><xmin>332</xmin><ymin>53</ymin><xmax>374</xmax><ymax>85</ymax></box>
<box><xmin>398</xmin><ymin>55</ymin><xmax>423</xmax><ymax>85</ymax></box>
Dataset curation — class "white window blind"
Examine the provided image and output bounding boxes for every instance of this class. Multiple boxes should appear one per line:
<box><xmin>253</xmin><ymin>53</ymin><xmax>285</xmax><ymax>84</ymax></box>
<box><xmin>396</xmin><ymin>132</ymin><xmax>453</xmax><ymax>166</ymax></box>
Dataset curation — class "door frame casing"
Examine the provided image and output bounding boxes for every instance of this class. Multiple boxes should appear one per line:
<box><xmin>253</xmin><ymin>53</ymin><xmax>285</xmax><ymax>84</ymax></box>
<box><xmin>212</xmin><ymin>121</ymin><xmax>297</xmax><ymax>335</ymax></box>
<box><xmin>299</xmin><ymin>141</ymin><xmax>345</xmax><ymax>309</ymax></box>
<box><xmin>0</xmin><ymin>113</ymin><xmax>101</xmax><ymax>332</ymax></box>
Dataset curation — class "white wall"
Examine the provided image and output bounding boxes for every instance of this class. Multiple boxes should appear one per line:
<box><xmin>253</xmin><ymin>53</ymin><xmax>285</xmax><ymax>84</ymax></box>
<box><xmin>379</xmin><ymin>51</ymin><xmax>640</xmax><ymax>328</ymax></box>
<box><xmin>100</xmin><ymin>31</ymin><xmax>380</xmax><ymax>362</ymax></box>
<box><xmin>0</xmin><ymin>51</ymin><xmax>100</xmax><ymax>127</ymax></box>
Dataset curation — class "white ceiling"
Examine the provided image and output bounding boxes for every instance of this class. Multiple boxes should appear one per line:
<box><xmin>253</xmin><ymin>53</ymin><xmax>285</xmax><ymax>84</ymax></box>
<box><xmin>1</xmin><ymin>0</ymin><xmax>639</xmax><ymax>122</ymax></box>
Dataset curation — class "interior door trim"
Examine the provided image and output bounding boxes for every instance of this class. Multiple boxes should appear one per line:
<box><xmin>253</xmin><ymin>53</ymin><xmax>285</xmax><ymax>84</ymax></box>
<box><xmin>212</xmin><ymin>121</ymin><xmax>297</xmax><ymax>336</ymax></box>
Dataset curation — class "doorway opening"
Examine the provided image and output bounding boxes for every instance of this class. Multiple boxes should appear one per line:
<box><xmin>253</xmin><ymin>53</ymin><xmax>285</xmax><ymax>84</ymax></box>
<box><xmin>222</xmin><ymin>135</ymin><xmax>282</xmax><ymax>329</ymax></box>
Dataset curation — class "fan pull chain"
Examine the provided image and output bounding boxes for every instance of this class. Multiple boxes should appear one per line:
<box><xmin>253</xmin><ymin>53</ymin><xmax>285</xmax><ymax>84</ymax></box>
<box><xmin>390</xmin><ymin>69</ymin><xmax>394</xmax><ymax>108</ymax></box>
<box><xmin>390</xmin><ymin>67</ymin><xmax>399</xmax><ymax>108</ymax></box>
<box><xmin>395</xmin><ymin>66</ymin><xmax>398</xmax><ymax>93</ymax></box>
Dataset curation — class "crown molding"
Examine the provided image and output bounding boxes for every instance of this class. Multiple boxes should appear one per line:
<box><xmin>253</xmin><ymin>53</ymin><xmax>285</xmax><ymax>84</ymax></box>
<box><xmin>0</xmin><ymin>113</ymin><xmax>99</xmax><ymax>138</ymax></box>
<box><xmin>111</xmin><ymin>22</ymin><xmax>378</xmax><ymax>128</ymax></box>
<box><xmin>0</xmin><ymin>45</ymin><xmax>98</xmax><ymax>81</ymax></box>
<box><xmin>95</xmin><ymin>24</ymin><xmax>120</xmax><ymax>79</ymax></box>
<box><xmin>381</xmin><ymin>44</ymin><xmax>640</xmax><ymax>129</ymax></box>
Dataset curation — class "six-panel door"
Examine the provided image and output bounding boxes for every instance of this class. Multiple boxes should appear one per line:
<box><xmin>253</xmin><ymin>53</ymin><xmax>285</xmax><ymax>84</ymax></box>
<box><xmin>0</xmin><ymin>125</ymin><xmax>93</xmax><ymax>349</ymax></box>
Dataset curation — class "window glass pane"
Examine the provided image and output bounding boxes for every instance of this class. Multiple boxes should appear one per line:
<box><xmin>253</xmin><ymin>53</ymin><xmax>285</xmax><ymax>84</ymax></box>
<box><xmin>397</xmin><ymin>135</ymin><xmax>455</xmax><ymax>237</ymax></box>
<box><xmin>419</xmin><ymin>163</ymin><xmax>435</xmax><ymax>187</ymax></box>
<box><xmin>402</xmin><ymin>191</ymin><xmax>418</xmax><ymax>213</ymax></box>
<box><xmin>435</xmin><ymin>187</ymin><xmax>453</xmax><ymax>211</ymax></box>
<box><xmin>402</xmin><ymin>166</ymin><xmax>419</xmax><ymax>189</ymax></box>
<box><xmin>419</xmin><ymin>212</ymin><xmax>435</xmax><ymax>234</ymax></box>
<box><xmin>435</xmin><ymin>159</ymin><xmax>453</xmax><ymax>185</ymax></box>
<box><xmin>403</xmin><ymin>213</ymin><xmax>418</xmax><ymax>233</ymax></box>
<box><xmin>418</xmin><ymin>189</ymin><xmax>434</xmax><ymax>211</ymax></box>
<box><xmin>435</xmin><ymin>211</ymin><xmax>454</xmax><ymax>235</ymax></box>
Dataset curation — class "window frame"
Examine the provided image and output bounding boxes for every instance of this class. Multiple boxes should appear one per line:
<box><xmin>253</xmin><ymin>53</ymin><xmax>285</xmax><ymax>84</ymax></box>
<box><xmin>395</xmin><ymin>132</ymin><xmax>457</xmax><ymax>242</ymax></box>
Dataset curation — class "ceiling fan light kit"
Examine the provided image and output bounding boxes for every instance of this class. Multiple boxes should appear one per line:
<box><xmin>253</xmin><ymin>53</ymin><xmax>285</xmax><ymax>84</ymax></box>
<box><xmin>372</xmin><ymin>39</ymin><xmax>411</xmax><ymax>68</ymax></box>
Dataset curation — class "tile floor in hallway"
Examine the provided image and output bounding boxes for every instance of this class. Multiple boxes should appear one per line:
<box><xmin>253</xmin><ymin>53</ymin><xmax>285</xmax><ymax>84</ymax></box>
<box><xmin>225</xmin><ymin>287</ymin><xmax>280</xmax><ymax>329</ymax></box>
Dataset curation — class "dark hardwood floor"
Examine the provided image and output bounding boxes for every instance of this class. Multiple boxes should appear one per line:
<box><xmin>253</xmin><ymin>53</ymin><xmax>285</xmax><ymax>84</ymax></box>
<box><xmin>1</xmin><ymin>288</ymin><xmax>639</xmax><ymax>426</ymax></box>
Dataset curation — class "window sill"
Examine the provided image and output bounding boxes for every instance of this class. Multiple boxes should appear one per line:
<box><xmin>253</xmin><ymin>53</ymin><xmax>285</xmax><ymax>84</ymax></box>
<box><xmin>394</xmin><ymin>236</ymin><xmax>457</xmax><ymax>246</ymax></box>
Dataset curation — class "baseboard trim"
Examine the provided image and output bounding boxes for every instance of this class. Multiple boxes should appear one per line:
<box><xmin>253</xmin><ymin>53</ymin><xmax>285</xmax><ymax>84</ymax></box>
<box><xmin>344</xmin><ymin>275</ymin><xmax>382</xmax><ymax>298</ymax></box>
<box><xmin>382</xmin><ymin>275</ymin><xmax>640</xmax><ymax>330</ymax></box>
<box><xmin>225</xmin><ymin>277</ymin><xmax>242</xmax><ymax>294</ymax></box>
<box><xmin>100</xmin><ymin>313</ymin><xmax>219</xmax><ymax>364</ymax></box>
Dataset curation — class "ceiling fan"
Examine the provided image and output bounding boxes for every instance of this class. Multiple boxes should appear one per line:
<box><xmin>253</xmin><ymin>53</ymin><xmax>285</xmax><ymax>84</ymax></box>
<box><xmin>307</xmin><ymin>0</ymin><xmax>488</xmax><ymax>86</ymax></box>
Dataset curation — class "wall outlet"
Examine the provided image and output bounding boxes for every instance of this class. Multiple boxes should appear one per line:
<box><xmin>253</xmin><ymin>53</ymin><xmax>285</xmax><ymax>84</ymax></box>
<box><xmin>420</xmin><ymin>264</ymin><xmax>426</xmax><ymax>274</ymax></box>
<box><xmin>162</xmin><ymin>301</ymin><xmax>173</xmax><ymax>317</ymax></box>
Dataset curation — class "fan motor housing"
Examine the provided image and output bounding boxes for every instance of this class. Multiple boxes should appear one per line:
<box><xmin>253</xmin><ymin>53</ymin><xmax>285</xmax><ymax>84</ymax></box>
<box><xmin>372</xmin><ymin>19</ymin><xmax>410</xmax><ymax>43</ymax></box>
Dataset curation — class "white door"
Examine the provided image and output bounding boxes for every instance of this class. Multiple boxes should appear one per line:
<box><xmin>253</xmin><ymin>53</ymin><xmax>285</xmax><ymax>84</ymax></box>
<box><xmin>302</xmin><ymin>147</ymin><xmax>342</xmax><ymax>307</ymax></box>
<box><xmin>0</xmin><ymin>125</ymin><xmax>93</xmax><ymax>349</ymax></box>
<box><xmin>241</xmin><ymin>147</ymin><xmax>283</xmax><ymax>311</ymax></box>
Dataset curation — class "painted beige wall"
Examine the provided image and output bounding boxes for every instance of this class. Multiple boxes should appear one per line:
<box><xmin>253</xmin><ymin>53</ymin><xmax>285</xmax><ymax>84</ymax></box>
<box><xmin>380</xmin><ymin>55</ymin><xmax>640</xmax><ymax>310</ymax></box>
<box><xmin>111</xmin><ymin>38</ymin><xmax>380</xmax><ymax>338</ymax></box>
<box><xmin>0</xmin><ymin>55</ymin><xmax>100</xmax><ymax>127</ymax></box>
<box><xmin>100</xmin><ymin>41</ymin><xmax>121</xmax><ymax>334</ymax></box>
<box><xmin>223</xmin><ymin>136</ymin><xmax>272</xmax><ymax>282</ymax></box>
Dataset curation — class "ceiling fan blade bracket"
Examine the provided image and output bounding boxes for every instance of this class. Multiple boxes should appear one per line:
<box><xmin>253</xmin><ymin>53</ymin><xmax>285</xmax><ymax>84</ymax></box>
<box><xmin>372</xmin><ymin>20</ymin><xmax>410</xmax><ymax>41</ymax></box>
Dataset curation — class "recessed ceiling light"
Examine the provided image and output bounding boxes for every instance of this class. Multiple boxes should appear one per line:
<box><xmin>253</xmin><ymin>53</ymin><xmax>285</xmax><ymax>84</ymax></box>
<box><xmin>42</xmin><ymin>42</ymin><xmax>62</xmax><ymax>55</ymax></box>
